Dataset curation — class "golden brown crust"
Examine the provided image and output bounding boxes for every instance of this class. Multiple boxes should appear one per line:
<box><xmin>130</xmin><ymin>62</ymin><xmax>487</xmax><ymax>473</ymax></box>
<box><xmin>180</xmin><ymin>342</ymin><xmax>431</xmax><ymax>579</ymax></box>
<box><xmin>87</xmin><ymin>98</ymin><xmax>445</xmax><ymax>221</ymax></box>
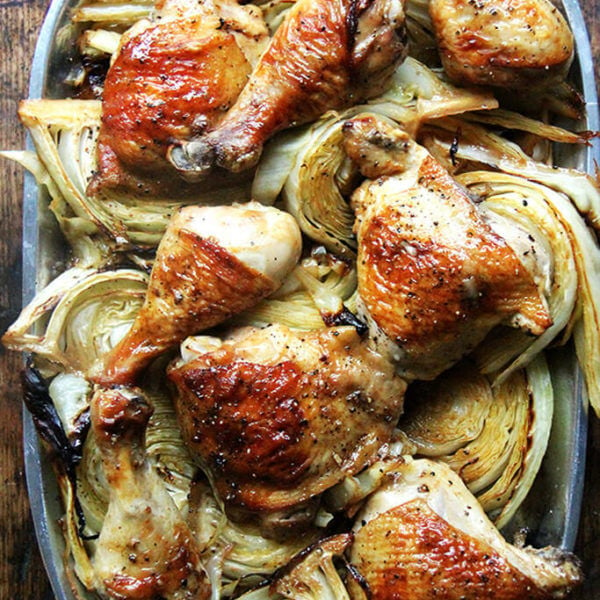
<box><xmin>429</xmin><ymin>0</ymin><xmax>574</xmax><ymax>88</ymax></box>
<box><xmin>348</xmin><ymin>123</ymin><xmax>552</xmax><ymax>379</ymax></box>
<box><xmin>169</xmin><ymin>0</ymin><xmax>407</xmax><ymax>177</ymax></box>
<box><xmin>359</xmin><ymin>156</ymin><xmax>550</xmax><ymax>344</ymax></box>
<box><xmin>168</xmin><ymin>325</ymin><xmax>406</xmax><ymax>513</ymax></box>
<box><xmin>352</xmin><ymin>499</ymin><xmax>551</xmax><ymax>599</ymax></box>
<box><xmin>89</xmin><ymin>19</ymin><xmax>250</xmax><ymax>196</ymax></box>
<box><xmin>170</xmin><ymin>359</ymin><xmax>313</xmax><ymax>487</ymax></box>
<box><xmin>98</xmin><ymin>231</ymin><xmax>277</xmax><ymax>386</ymax></box>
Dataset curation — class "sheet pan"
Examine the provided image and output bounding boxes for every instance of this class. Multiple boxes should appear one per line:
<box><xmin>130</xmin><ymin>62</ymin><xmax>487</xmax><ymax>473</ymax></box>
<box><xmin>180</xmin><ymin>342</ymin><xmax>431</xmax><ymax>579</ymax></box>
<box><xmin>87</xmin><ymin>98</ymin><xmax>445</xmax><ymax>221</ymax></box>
<box><xmin>19</xmin><ymin>0</ymin><xmax>599</xmax><ymax>597</ymax></box>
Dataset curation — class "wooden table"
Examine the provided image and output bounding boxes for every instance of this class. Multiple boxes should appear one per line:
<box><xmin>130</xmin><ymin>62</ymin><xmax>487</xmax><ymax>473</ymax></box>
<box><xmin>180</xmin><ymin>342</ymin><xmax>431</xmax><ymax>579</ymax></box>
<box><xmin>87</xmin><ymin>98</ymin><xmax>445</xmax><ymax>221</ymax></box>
<box><xmin>0</xmin><ymin>2</ymin><xmax>599</xmax><ymax>598</ymax></box>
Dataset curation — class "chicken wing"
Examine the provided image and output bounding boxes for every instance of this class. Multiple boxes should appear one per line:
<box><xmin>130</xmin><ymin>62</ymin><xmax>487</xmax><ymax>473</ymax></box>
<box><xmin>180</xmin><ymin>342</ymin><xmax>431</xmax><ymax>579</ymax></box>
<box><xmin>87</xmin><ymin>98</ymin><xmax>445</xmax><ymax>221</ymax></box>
<box><xmin>349</xmin><ymin>457</ymin><xmax>582</xmax><ymax>599</ymax></box>
<box><xmin>88</xmin><ymin>0</ymin><xmax>268</xmax><ymax>198</ymax></box>
<box><xmin>168</xmin><ymin>324</ymin><xmax>406</xmax><ymax>528</ymax></box>
<box><xmin>91</xmin><ymin>386</ymin><xmax>211</xmax><ymax>600</ymax></box>
<box><xmin>168</xmin><ymin>0</ymin><xmax>408</xmax><ymax>179</ymax></box>
<box><xmin>429</xmin><ymin>0</ymin><xmax>574</xmax><ymax>89</ymax></box>
<box><xmin>343</xmin><ymin>115</ymin><xmax>551</xmax><ymax>380</ymax></box>
<box><xmin>93</xmin><ymin>203</ymin><xmax>302</xmax><ymax>385</ymax></box>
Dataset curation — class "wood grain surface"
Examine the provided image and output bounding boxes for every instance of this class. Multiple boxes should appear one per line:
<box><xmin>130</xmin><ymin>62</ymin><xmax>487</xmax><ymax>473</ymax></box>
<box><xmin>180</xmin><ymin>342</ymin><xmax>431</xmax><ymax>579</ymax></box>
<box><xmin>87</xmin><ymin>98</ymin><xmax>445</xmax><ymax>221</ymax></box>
<box><xmin>0</xmin><ymin>2</ymin><xmax>599</xmax><ymax>599</ymax></box>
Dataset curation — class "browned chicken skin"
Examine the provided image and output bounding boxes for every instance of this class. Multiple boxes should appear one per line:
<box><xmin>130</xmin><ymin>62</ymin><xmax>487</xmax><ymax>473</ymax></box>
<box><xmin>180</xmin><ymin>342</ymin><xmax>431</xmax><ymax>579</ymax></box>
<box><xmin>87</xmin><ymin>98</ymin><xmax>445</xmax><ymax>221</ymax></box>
<box><xmin>429</xmin><ymin>0</ymin><xmax>574</xmax><ymax>88</ymax></box>
<box><xmin>91</xmin><ymin>386</ymin><xmax>210</xmax><ymax>600</ymax></box>
<box><xmin>168</xmin><ymin>0</ymin><xmax>408</xmax><ymax>179</ymax></box>
<box><xmin>349</xmin><ymin>457</ymin><xmax>582</xmax><ymax>599</ymax></box>
<box><xmin>343</xmin><ymin>115</ymin><xmax>551</xmax><ymax>380</ymax></box>
<box><xmin>88</xmin><ymin>0</ymin><xmax>267</xmax><ymax>197</ymax></box>
<box><xmin>168</xmin><ymin>324</ymin><xmax>406</xmax><ymax>522</ymax></box>
<box><xmin>93</xmin><ymin>203</ymin><xmax>301</xmax><ymax>386</ymax></box>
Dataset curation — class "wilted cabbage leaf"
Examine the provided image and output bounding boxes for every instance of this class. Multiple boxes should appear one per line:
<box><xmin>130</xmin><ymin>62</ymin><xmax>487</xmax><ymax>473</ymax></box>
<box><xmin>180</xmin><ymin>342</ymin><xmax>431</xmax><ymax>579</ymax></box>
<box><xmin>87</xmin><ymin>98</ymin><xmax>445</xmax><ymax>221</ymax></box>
<box><xmin>272</xmin><ymin>534</ymin><xmax>357</xmax><ymax>600</ymax></box>
<box><xmin>238</xmin><ymin>249</ymin><xmax>357</xmax><ymax>330</ymax></box>
<box><xmin>421</xmin><ymin>116</ymin><xmax>600</xmax><ymax>228</ymax></box>
<box><xmin>2</xmin><ymin>267</ymin><xmax>147</xmax><ymax>377</ymax></box>
<box><xmin>235</xmin><ymin>534</ymin><xmax>361</xmax><ymax>600</ymax></box>
<box><xmin>73</xmin><ymin>0</ymin><xmax>153</xmax><ymax>25</ymax></box>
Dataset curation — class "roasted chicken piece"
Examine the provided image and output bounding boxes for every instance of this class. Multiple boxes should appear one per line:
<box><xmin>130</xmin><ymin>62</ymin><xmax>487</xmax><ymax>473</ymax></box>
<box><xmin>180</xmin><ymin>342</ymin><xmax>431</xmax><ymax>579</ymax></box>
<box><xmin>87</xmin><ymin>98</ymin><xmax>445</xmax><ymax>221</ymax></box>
<box><xmin>88</xmin><ymin>0</ymin><xmax>268</xmax><ymax>197</ymax></box>
<box><xmin>348</xmin><ymin>456</ymin><xmax>582</xmax><ymax>599</ymax></box>
<box><xmin>93</xmin><ymin>203</ymin><xmax>301</xmax><ymax>385</ymax></box>
<box><xmin>168</xmin><ymin>0</ymin><xmax>408</xmax><ymax>179</ymax></box>
<box><xmin>91</xmin><ymin>386</ymin><xmax>211</xmax><ymax>600</ymax></box>
<box><xmin>168</xmin><ymin>324</ymin><xmax>406</xmax><ymax>530</ymax></box>
<box><xmin>343</xmin><ymin>115</ymin><xmax>551</xmax><ymax>380</ymax></box>
<box><xmin>429</xmin><ymin>0</ymin><xmax>574</xmax><ymax>89</ymax></box>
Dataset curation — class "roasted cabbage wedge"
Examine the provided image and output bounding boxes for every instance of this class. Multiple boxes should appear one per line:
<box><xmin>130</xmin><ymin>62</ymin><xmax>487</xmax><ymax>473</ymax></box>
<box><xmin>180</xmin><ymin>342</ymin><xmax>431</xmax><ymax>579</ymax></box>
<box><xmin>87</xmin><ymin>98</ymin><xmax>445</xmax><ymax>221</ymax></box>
<box><xmin>2</xmin><ymin>267</ymin><xmax>147</xmax><ymax>377</ymax></box>
<box><xmin>233</xmin><ymin>534</ymin><xmax>369</xmax><ymax>600</ymax></box>
<box><xmin>186</xmin><ymin>477</ymin><xmax>323</xmax><ymax>595</ymax></box>
<box><xmin>398</xmin><ymin>356</ymin><xmax>554</xmax><ymax>529</ymax></box>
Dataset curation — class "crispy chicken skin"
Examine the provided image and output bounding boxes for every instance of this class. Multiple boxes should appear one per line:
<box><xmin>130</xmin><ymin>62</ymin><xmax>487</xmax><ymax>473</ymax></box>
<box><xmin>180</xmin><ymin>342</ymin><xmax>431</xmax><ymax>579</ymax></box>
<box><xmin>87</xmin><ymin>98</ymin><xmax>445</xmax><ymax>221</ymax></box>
<box><xmin>429</xmin><ymin>0</ymin><xmax>574</xmax><ymax>88</ymax></box>
<box><xmin>349</xmin><ymin>457</ymin><xmax>582</xmax><ymax>599</ymax></box>
<box><xmin>168</xmin><ymin>0</ymin><xmax>408</xmax><ymax>179</ymax></box>
<box><xmin>88</xmin><ymin>0</ymin><xmax>268</xmax><ymax>197</ymax></box>
<box><xmin>343</xmin><ymin>115</ymin><xmax>551</xmax><ymax>380</ymax></box>
<box><xmin>168</xmin><ymin>324</ymin><xmax>406</xmax><ymax>519</ymax></box>
<box><xmin>93</xmin><ymin>203</ymin><xmax>301</xmax><ymax>386</ymax></box>
<box><xmin>91</xmin><ymin>386</ymin><xmax>210</xmax><ymax>600</ymax></box>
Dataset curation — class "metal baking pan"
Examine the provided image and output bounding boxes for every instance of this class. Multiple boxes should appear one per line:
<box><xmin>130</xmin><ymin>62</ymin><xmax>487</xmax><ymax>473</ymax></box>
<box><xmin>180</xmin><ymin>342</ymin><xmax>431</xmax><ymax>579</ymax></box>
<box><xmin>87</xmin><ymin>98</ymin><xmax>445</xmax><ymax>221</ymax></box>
<box><xmin>20</xmin><ymin>0</ymin><xmax>598</xmax><ymax>598</ymax></box>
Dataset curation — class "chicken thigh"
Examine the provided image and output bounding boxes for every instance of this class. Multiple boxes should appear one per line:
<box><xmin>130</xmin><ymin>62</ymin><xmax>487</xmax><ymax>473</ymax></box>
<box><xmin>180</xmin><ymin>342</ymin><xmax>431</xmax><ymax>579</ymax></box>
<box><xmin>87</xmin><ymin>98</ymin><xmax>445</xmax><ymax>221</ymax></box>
<box><xmin>349</xmin><ymin>457</ymin><xmax>582</xmax><ymax>599</ymax></box>
<box><xmin>429</xmin><ymin>0</ymin><xmax>574</xmax><ymax>89</ymax></box>
<box><xmin>93</xmin><ymin>203</ymin><xmax>301</xmax><ymax>385</ymax></box>
<box><xmin>168</xmin><ymin>324</ymin><xmax>406</xmax><ymax>527</ymax></box>
<box><xmin>91</xmin><ymin>386</ymin><xmax>210</xmax><ymax>600</ymax></box>
<box><xmin>343</xmin><ymin>115</ymin><xmax>551</xmax><ymax>380</ymax></box>
<box><xmin>88</xmin><ymin>0</ymin><xmax>268</xmax><ymax>197</ymax></box>
<box><xmin>168</xmin><ymin>0</ymin><xmax>408</xmax><ymax>179</ymax></box>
